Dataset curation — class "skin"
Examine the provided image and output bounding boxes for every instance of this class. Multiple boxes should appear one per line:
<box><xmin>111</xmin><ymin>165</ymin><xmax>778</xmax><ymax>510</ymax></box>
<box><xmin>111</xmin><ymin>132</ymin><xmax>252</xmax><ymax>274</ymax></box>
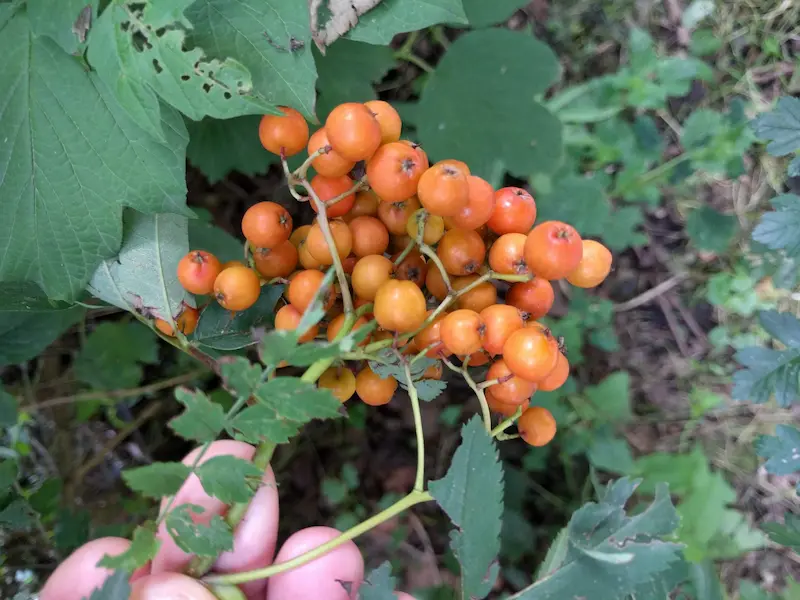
<box><xmin>41</xmin><ymin>441</ymin><xmax>415</xmax><ymax>600</ymax></box>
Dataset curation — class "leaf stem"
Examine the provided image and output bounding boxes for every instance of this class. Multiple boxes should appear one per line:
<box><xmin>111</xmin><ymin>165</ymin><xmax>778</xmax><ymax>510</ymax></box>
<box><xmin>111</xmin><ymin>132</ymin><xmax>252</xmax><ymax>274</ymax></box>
<box><xmin>441</xmin><ymin>357</ymin><xmax>492</xmax><ymax>432</ymax></box>
<box><xmin>203</xmin><ymin>489</ymin><xmax>433</xmax><ymax>586</ymax></box>
<box><xmin>402</xmin><ymin>361</ymin><xmax>427</xmax><ymax>492</ymax></box>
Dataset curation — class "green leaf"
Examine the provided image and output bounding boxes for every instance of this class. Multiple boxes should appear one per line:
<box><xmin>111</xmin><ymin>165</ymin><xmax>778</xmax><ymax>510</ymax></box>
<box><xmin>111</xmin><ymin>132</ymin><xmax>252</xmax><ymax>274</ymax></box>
<box><xmin>81</xmin><ymin>570</ymin><xmax>131</xmax><ymax>600</ymax></box>
<box><xmin>285</xmin><ymin>340</ymin><xmax>355</xmax><ymax>367</ymax></box>
<box><xmin>585</xmin><ymin>372</ymin><xmax>632</xmax><ymax>423</ymax></box>
<box><xmin>192</xmin><ymin>285</ymin><xmax>285</xmax><ymax>351</ymax></box>
<box><xmin>88</xmin><ymin>211</ymin><xmax>194</xmax><ymax>321</ymax></box>
<box><xmin>165</xmin><ymin>503</ymin><xmax>233</xmax><ymax>557</ymax></box>
<box><xmin>347</xmin><ymin>0</ymin><xmax>468</xmax><ymax>45</ymax></box>
<box><xmin>677</xmin><ymin>470</ymin><xmax>736</xmax><ymax>549</ymax></box>
<box><xmin>1</xmin><ymin>11</ymin><xmax>189</xmax><ymax>301</ymax></box>
<box><xmin>98</xmin><ymin>523</ymin><xmax>160</xmax><ymax>572</ymax></box>
<box><xmin>185</xmin><ymin>0</ymin><xmax>317</xmax><ymax>120</ymax></box>
<box><xmin>686</xmin><ymin>206</ymin><xmax>736</xmax><ymax>253</ymax></box>
<box><xmin>0</xmin><ymin>388</ymin><xmax>17</xmax><ymax>428</ymax></box>
<box><xmin>254</xmin><ymin>377</ymin><xmax>342</xmax><ymax>423</ymax></box>
<box><xmin>169</xmin><ymin>388</ymin><xmax>227</xmax><ymax>443</ymax></box>
<box><xmin>28</xmin><ymin>0</ymin><xmax>96</xmax><ymax>54</ymax></box>
<box><xmin>511</xmin><ymin>479</ymin><xmax>683</xmax><ymax>600</ymax></box>
<box><xmin>0</xmin><ymin>283</ymin><xmax>84</xmax><ymax>367</ymax></box>
<box><xmin>227</xmin><ymin>404</ymin><xmax>302</xmax><ymax>444</ymax></box>
<box><xmin>535</xmin><ymin>528</ymin><xmax>568</xmax><ymax>579</ymax></box>
<box><xmin>756</xmin><ymin>425</ymin><xmax>800</xmax><ymax>475</ymax></box>
<box><xmin>122</xmin><ymin>462</ymin><xmax>192</xmax><ymax>498</ymax></box>
<box><xmin>0</xmin><ymin>499</ymin><xmax>33</xmax><ymax>531</ymax></box>
<box><xmin>762</xmin><ymin>513</ymin><xmax>800</xmax><ymax>551</ymax></box>
<box><xmin>415</xmin><ymin>379</ymin><xmax>447</xmax><ymax>402</ymax></box>
<box><xmin>429</xmin><ymin>415</ymin><xmax>503</xmax><ymax>599</ymax></box>
<box><xmin>534</xmin><ymin>177</ymin><xmax>610</xmax><ymax>238</ymax></box>
<box><xmin>195</xmin><ymin>455</ymin><xmax>261</xmax><ymax>504</ymax></box>
<box><xmin>0</xmin><ymin>460</ymin><xmax>18</xmax><ymax>499</ymax></box>
<box><xmin>54</xmin><ymin>507</ymin><xmax>91</xmax><ymax>551</ymax></box>
<box><xmin>414</xmin><ymin>29</ymin><xmax>562</xmax><ymax>180</ymax></box>
<box><xmin>219</xmin><ymin>357</ymin><xmax>264</xmax><ymax>398</ymax></box>
<box><xmin>752</xmin><ymin>194</ymin><xmax>800</xmax><ymax>256</ymax></box>
<box><xmin>314</xmin><ymin>40</ymin><xmax>396</xmax><ymax>119</ymax></box>
<box><xmin>587</xmin><ymin>428</ymin><xmax>634</xmax><ymax>474</ymax></box>
<box><xmin>186</xmin><ymin>116</ymin><xmax>276</xmax><ymax>184</ymax></box>
<box><xmin>359</xmin><ymin>562</ymin><xmax>399</xmax><ymax>600</ymax></box>
<box><xmin>751</xmin><ymin>97</ymin><xmax>800</xmax><ymax>156</ymax></box>
<box><xmin>632</xmin><ymin>447</ymin><xmax>708</xmax><ymax>496</ymax></box>
<box><xmin>258</xmin><ymin>330</ymin><xmax>300</xmax><ymax>368</ymax></box>
<box><xmin>461</xmin><ymin>0</ymin><xmax>528</xmax><ymax>27</ymax></box>
<box><xmin>187</xmin><ymin>218</ymin><xmax>244</xmax><ymax>265</ymax></box>
<box><xmin>73</xmin><ymin>322</ymin><xmax>159</xmax><ymax>390</ymax></box>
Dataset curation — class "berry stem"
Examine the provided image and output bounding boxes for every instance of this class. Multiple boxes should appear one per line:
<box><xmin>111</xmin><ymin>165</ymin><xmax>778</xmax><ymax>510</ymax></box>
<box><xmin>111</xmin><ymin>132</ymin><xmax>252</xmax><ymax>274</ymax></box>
<box><xmin>410</xmin><ymin>342</ymin><xmax>439</xmax><ymax>365</ymax></box>
<box><xmin>203</xmin><ymin>489</ymin><xmax>433</xmax><ymax>586</ymax></box>
<box><xmin>293</xmin><ymin>147</ymin><xmax>326</xmax><ymax>180</ymax></box>
<box><xmin>490</xmin><ymin>407</ymin><xmax>523</xmax><ymax>437</ymax></box>
<box><xmin>402</xmin><ymin>360</ymin><xmax>427</xmax><ymax>492</ymax></box>
<box><xmin>477</xmin><ymin>378</ymin><xmax>501</xmax><ymax>390</ymax></box>
<box><xmin>393</xmin><ymin>237</ymin><xmax>417</xmax><ymax>266</ymax></box>
<box><xmin>441</xmin><ymin>356</ymin><xmax>492</xmax><ymax>432</ymax></box>
<box><xmin>415</xmin><ymin>211</ymin><xmax>452</xmax><ymax>293</ymax></box>
<box><xmin>324</xmin><ymin>176</ymin><xmax>368</xmax><ymax>208</ymax></box>
<box><xmin>207</xmin><ymin>584</ymin><xmax>247</xmax><ymax>600</ymax></box>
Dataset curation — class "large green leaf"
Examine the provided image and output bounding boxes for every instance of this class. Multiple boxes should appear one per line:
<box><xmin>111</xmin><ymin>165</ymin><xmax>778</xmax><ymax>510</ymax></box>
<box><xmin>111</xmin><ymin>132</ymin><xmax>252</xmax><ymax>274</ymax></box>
<box><xmin>27</xmin><ymin>0</ymin><xmax>97</xmax><ymax>54</ymax></box>
<box><xmin>414</xmin><ymin>29</ymin><xmax>562</xmax><ymax>181</ymax></box>
<box><xmin>429</xmin><ymin>415</ymin><xmax>503</xmax><ymax>600</ymax></box>
<box><xmin>762</xmin><ymin>513</ymin><xmax>800</xmax><ymax>551</ymax></box>
<box><xmin>0</xmin><ymin>11</ymin><xmax>189</xmax><ymax>301</ymax></box>
<box><xmin>0</xmin><ymin>283</ymin><xmax>84</xmax><ymax>366</ymax></box>
<box><xmin>461</xmin><ymin>0</ymin><xmax>528</xmax><ymax>27</ymax></box>
<box><xmin>534</xmin><ymin>176</ymin><xmax>610</xmax><ymax>238</ymax></box>
<box><xmin>187</xmin><ymin>218</ymin><xmax>243</xmax><ymax>264</ymax></box>
<box><xmin>751</xmin><ymin>96</ymin><xmax>800</xmax><ymax>156</ymax></box>
<box><xmin>347</xmin><ymin>0</ymin><xmax>467</xmax><ymax>45</ymax></box>
<box><xmin>185</xmin><ymin>0</ymin><xmax>317</xmax><ymax>120</ymax></box>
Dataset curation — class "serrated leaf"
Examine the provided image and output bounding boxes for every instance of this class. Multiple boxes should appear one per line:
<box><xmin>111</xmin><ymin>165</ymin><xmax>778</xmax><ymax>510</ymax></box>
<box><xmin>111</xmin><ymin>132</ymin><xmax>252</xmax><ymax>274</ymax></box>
<box><xmin>73</xmin><ymin>322</ymin><xmax>159</xmax><ymax>390</ymax></box>
<box><xmin>677</xmin><ymin>470</ymin><xmax>736</xmax><ymax>547</ymax></box>
<box><xmin>751</xmin><ymin>97</ymin><xmax>800</xmax><ymax>156</ymax></box>
<box><xmin>192</xmin><ymin>285</ymin><xmax>285</xmax><ymax>351</ymax></box>
<box><xmin>762</xmin><ymin>513</ymin><xmax>800</xmax><ymax>551</ymax></box>
<box><xmin>347</xmin><ymin>0</ymin><xmax>468</xmax><ymax>45</ymax></box>
<box><xmin>187</xmin><ymin>218</ymin><xmax>244</xmax><ymax>264</ymax></box>
<box><xmin>258</xmin><ymin>330</ymin><xmax>301</xmax><ymax>367</ymax></box>
<box><xmin>414</xmin><ymin>29</ymin><xmax>562</xmax><ymax>181</ymax></box>
<box><xmin>219</xmin><ymin>357</ymin><xmax>264</xmax><ymax>398</ymax></box>
<box><xmin>414</xmin><ymin>378</ymin><xmax>447</xmax><ymax>402</ymax></box>
<box><xmin>28</xmin><ymin>0</ymin><xmax>97</xmax><ymax>54</ymax></box>
<box><xmin>81</xmin><ymin>570</ymin><xmax>131</xmax><ymax>600</ymax></box>
<box><xmin>461</xmin><ymin>0</ymin><xmax>528</xmax><ymax>27</ymax></box>
<box><xmin>186</xmin><ymin>116</ymin><xmax>276</xmax><ymax>184</ymax></box>
<box><xmin>227</xmin><ymin>404</ymin><xmax>302</xmax><ymax>444</ymax></box>
<box><xmin>286</xmin><ymin>340</ymin><xmax>354</xmax><ymax>367</ymax></box>
<box><xmin>759</xmin><ymin>310</ymin><xmax>800</xmax><ymax>348</ymax></box>
<box><xmin>756</xmin><ymin>425</ymin><xmax>800</xmax><ymax>475</ymax></box>
<box><xmin>1</xmin><ymin>11</ymin><xmax>189</xmax><ymax>301</ymax></box>
<box><xmin>195</xmin><ymin>455</ymin><xmax>261</xmax><ymax>503</ymax></box>
<box><xmin>165</xmin><ymin>503</ymin><xmax>233</xmax><ymax>557</ymax></box>
<box><xmin>122</xmin><ymin>462</ymin><xmax>191</xmax><ymax>498</ymax></box>
<box><xmin>686</xmin><ymin>206</ymin><xmax>736</xmax><ymax>253</ymax></box>
<box><xmin>359</xmin><ymin>562</ymin><xmax>399</xmax><ymax>600</ymax></box>
<box><xmin>0</xmin><ymin>283</ymin><xmax>85</xmax><ymax>367</ymax></box>
<box><xmin>733</xmin><ymin>343</ymin><xmax>800</xmax><ymax>407</ymax></box>
<box><xmin>169</xmin><ymin>388</ymin><xmax>227</xmax><ymax>443</ymax></box>
<box><xmin>254</xmin><ymin>377</ymin><xmax>342</xmax><ymax>423</ymax></box>
<box><xmin>98</xmin><ymin>523</ymin><xmax>160</xmax><ymax>572</ymax></box>
<box><xmin>752</xmin><ymin>194</ymin><xmax>800</xmax><ymax>256</ymax></box>
<box><xmin>88</xmin><ymin>211</ymin><xmax>194</xmax><ymax>321</ymax></box>
<box><xmin>429</xmin><ymin>415</ymin><xmax>503</xmax><ymax>599</ymax></box>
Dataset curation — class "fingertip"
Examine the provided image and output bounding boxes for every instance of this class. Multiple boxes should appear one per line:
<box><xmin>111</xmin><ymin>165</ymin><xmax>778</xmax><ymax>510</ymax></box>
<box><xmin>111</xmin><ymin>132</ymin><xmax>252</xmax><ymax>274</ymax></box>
<box><xmin>130</xmin><ymin>572</ymin><xmax>217</xmax><ymax>600</ymax></box>
<box><xmin>268</xmin><ymin>526</ymin><xmax>364</xmax><ymax>600</ymax></box>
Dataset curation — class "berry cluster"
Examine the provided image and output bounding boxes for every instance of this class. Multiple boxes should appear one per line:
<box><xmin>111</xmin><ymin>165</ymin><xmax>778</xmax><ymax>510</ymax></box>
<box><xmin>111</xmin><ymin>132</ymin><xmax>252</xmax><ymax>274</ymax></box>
<box><xmin>173</xmin><ymin>101</ymin><xmax>612</xmax><ymax>448</ymax></box>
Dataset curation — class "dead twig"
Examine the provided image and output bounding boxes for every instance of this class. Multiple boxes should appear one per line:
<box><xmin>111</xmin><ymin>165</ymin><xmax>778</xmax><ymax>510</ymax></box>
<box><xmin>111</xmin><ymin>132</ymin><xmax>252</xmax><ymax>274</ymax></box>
<box><xmin>613</xmin><ymin>273</ymin><xmax>689</xmax><ymax>313</ymax></box>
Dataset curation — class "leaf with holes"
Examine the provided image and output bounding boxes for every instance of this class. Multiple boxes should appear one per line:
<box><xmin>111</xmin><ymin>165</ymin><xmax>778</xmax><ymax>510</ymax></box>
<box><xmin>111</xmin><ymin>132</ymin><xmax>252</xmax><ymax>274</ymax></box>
<box><xmin>429</xmin><ymin>415</ymin><xmax>503</xmax><ymax>599</ymax></box>
<box><xmin>122</xmin><ymin>462</ymin><xmax>192</xmax><ymax>499</ymax></box>
<box><xmin>98</xmin><ymin>523</ymin><xmax>160</xmax><ymax>572</ymax></box>
<box><xmin>169</xmin><ymin>388</ymin><xmax>227</xmax><ymax>443</ymax></box>
<box><xmin>28</xmin><ymin>0</ymin><xmax>97</xmax><ymax>54</ymax></box>
<box><xmin>0</xmin><ymin>12</ymin><xmax>189</xmax><ymax>301</ymax></box>
<box><xmin>751</xmin><ymin>96</ymin><xmax>800</xmax><ymax>156</ymax></box>
<box><xmin>165</xmin><ymin>503</ymin><xmax>233</xmax><ymax>557</ymax></box>
<box><xmin>756</xmin><ymin>425</ymin><xmax>800</xmax><ymax>476</ymax></box>
<box><xmin>347</xmin><ymin>0</ymin><xmax>467</xmax><ymax>45</ymax></box>
<box><xmin>195</xmin><ymin>455</ymin><xmax>262</xmax><ymax>504</ymax></box>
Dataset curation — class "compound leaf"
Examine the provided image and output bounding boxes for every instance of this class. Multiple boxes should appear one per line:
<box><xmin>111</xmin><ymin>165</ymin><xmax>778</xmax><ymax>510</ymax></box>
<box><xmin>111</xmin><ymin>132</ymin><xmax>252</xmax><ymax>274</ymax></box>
<box><xmin>122</xmin><ymin>462</ymin><xmax>191</xmax><ymax>499</ymax></box>
<box><xmin>359</xmin><ymin>562</ymin><xmax>399</xmax><ymax>599</ymax></box>
<box><xmin>756</xmin><ymin>425</ymin><xmax>800</xmax><ymax>476</ymax></box>
<box><xmin>165</xmin><ymin>503</ymin><xmax>233</xmax><ymax>557</ymax></box>
<box><xmin>347</xmin><ymin>0</ymin><xmax>467</xmax><ymax>45</ymax></box>
<box><xmin>751</xmin><ymin>96</ymin><xmax>800</xmax><ymax>156</ymax></box>
<box><xmin>414</xmin><ymin>378</ymin><xmax>447</xmax><ymax>402</ymax></box>
<box><xmin>429</xmin><ymin>415</ymin><xmax>503</xmax><ymax>599</ymax></box>
<box><xmin>219</xmin><ymin>357</ymin><xmax>264</xmax><ymax>398</ymax></box>
<box><xmin>73</xmin><ymin>322</ymin><xmax>159</xmax><ymax>390</ymax></box>
<box><xmin>169</xmin><ymin>388</ymin><xmax>227</xmax><ymax>443</ymax></box>
<box><xmin>81</xmin><ymin>570</ymin><xmax>130</xmax><ymax>600</ymax></box>
<box><xmin>254</xmin><ymin>377</ymin><xmax>342</xmax><ymax>423</ymax></box>
<box><xmin>98</xmin><ymin>523</ymin><xmax>160</xmax><ymax>572</ymax></box>
<box><xmin>195</xmin><ymin>455</ymin><xmax>261</xmax><ymax>504</ymax></box>
<box><xmin>227</xmin><ymin>404</ymin><xmax>302</xmax><ymax>444</ymax></box>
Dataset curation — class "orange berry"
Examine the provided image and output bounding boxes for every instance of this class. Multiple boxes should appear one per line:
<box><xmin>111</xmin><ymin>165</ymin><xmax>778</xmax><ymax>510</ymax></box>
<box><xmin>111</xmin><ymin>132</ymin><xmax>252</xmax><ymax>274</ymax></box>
<box><xmin>487</xmin><ymin>388</ymin><xmax>530</xmax><ymax>417</ymax></box>
<box><xmin>506</xmin><ymin>278</ymin><xmax>554</xmax><ymax>320</ymax></box>
<box><xmin>453</xmin><ymin>276</ymin><xmax>497</xmax><ymax>313</ymax></box>
<box><xmin>325</xmin><ymin>102</ymin><xmax>382</xmax><ymax>161</ymax></box>
<box><xmin>378</xmin><ymin>196</ymin><xmax>420</xmax><ymax>235</ymax></box>
<box><xmin>287</xmin><ymin>269</ymin><xmax>334</xmax><ymax>313</ymax></box>
<box><xmin>308</xmin><ymin>128</ymin><xmax>355</xmax><ymax>177</ymax></box>
<box><xmin>242</xmin><ymin>202</ymin><xmax>293</xmax><ymax>249</ymax></box>
<box><xmin>253</xmin><ymin>240</ymin><xmax>298</xmax><ymax>279</ymax></box>
<box><xmin>524</xmin><ymin>221</ymin><xmax>583</xmax><ymax>281</ymax></box>
<box><xmin>348</xmin><ymin>216</ymin><xmax>389</xmax><ymax>257</ymax></box>
<box><xmin>487</xmin><ymin>187</ymin><xmax>536</xmax><ymax>235</ymax></box>
<box><xmin>366</xmin><ymin>142</ymin><xmax>425</xmax><ymax>203</ymax></box>
<box><xmin>351</xmin><ymin>255</ymin><xmax>393</xmax><ymax>301</ymax></box>
<box><xmin>258</xmin><ymin>107</ymin><xmax>309</xmax><ymax>157</ymax></box>
<box><xmin>445</xmin><ymin>175</ymin><xmax>495</xmax><ymax>230</ymax></box>
<box><xmin>416</xmin><ymin>162</ymin><xmax>469</xmax><ymax>217</ymax></box>
<box><xmin>488</xmin><ymin>233</ymin><xmax>529</xmax><ymax>275</ymax></box>
<box><xmin>538</xmin><ymin>352</ymin><xmax>569</xmax><ymax>392</ymax></box>
<box><xmin>437</xmin><ymin>229</ymin><xmax>486</xmax><ymax>276</ymax></box>
<box><xmin>356</xmin><ymin>365</ymin><xmax>398</xmax><ymax>406</ymax></box>
<box><xmin>412</xmin><ymin>311</ymin><xmax>452</xmax><ymax>358</ymax></box>
<box><xmin>440</xmin><ymin>309</ymin><xmax>485</xmax><ymax>356</ymax></box>
<box><xmin>275</xmin><ymin>304</ymin><xmax>318</xmax><ymax>342</ymax></box>
<box><xmin>374</xmin><ymin>280</ymin><xmax>427</xmax><ymax>333</ymax></box>
<box><xmin>502</xmin><ymin>327</ymin><xmax>559</xmax><ymax>383</ymax></box>
<box><xmin>566</xmin><ymin>240</ymin><xmax>612</xmax><ymax>288</ymax></box>
<box><xmin>177</xmin><ymin>251</ymin><xmax>222</xmax><ymax>295</ymax></box>
<box><xmin>480</xmin><ymin>304</ymin><xmax>524</xmax><ymax>355</ymax></box>
<box><xmin>518</xmin><ymin>406</ymin><xmax>557</xmax><ymax>446</ymax></box>
<box><xmin>344</xmin><ymin>190</ymin><xmax>380</xmax><ymax>222</ymax></box>
<box><xmin>318</xmin><ymin>366</ymin><xmax>356</xmax><ymax>403</ymax></box>
<box><xmin>310</xmin><ymin>175</ymin><xmax>357</xmax><ymax>219</ymax></box>
<box><xmin>425</xmin><ymin>265</ymin><xmax>449</xmax><ymax>301</ymax></box>
<box><xmin>364</xmin><ymin>100</ymin><xmax>402</xmax><ymax>144</ymax></box>
<box><xmin>486</xmin><ymin>358</ymin><xmax>537</xmax><ymax>405</ymax></box>
<box><xmin>406</xmin><ymin>209</ymin><xmax>445</xmax><ymax>245</ymax></box>
<box><xmin>305</xmin><ymin>220</ymin><xmax>353</xmax><ymax>265</ymax></box>
<box><xmin>393</xmin><ymin>250</ymin><xmax>428</xmax><ymax>288</ymax></box>
<box><xmin>213</xmin><ymin>266</ymin><xmax>261</xmax><ymax>311</ymax></box>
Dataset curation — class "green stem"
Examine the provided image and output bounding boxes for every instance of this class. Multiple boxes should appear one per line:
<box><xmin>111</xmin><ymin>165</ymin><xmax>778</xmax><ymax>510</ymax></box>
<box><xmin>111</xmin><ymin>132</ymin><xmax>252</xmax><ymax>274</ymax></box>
<box><xmin>395</xmin><ymin>51</ymin><xmax>435</xmax><ymax>73</ymax></box>
<box><xmin>324</xmin><ymin>177</ymin><xmax>368</xmax><ymax>208</ymax></box>
<box><xmin>393</xmin><ymin>237</ymin><xmax>417</xmax><ymax>266</ymax></box>
<box><xmin>203</xmin><ymin>490</ymin><xmax>433</xmax><ymax>586</ymax></box>
<box><xmin>208</xmin><ymin>584</ymin><xmax>247</xmax><ymax>600</ymax></box>
<box><xmin>441</xmin><ymin>357</ymin><xmax>492</xmax><ymax>432</ymax></box>
<box><xmin>491</xmin><ymin>407</ymin><xmax>523</xmax><ymax>437</ymax></box>
<box><xmin>612</xmin><ymin>151</ymin><xmax>694</xmax><ymax>196</ymax></box>
<box><xmin>293</xmin><ymin>147</ymin><xmax>326</xmax><ymax>181</ymax></box>
<box><xmin>402</xmin><ymin>361</ymin><xmax>427</xmax><ymax>492</ymax></box>
<box><xmin>429</xmin><ymin>26</ymin><xmax>450</xmax><ymax>49</ymax></box>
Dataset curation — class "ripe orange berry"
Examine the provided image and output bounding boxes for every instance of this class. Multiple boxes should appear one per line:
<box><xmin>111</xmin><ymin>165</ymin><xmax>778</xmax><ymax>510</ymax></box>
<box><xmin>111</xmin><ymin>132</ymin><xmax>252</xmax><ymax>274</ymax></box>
<box><xmin>327</xmin><ymin>313</ymin><xmax>370</xmax><ymax>346</ymax></box>
<box><xmin>506</xmin><ymin>278</ymin><xmax>554</xmax><ymax>320</ymax></box>
<box><xmin>440</xmin><ymin>309</ymin><xmax>485</xmax><ymax>356</ymax></box>
<box><xmin>177</xmin><ymin>251</ymin><xmax>222</xmax><ymax>295</ymax></box>
<box><xmin>258</xmin><ymin>107</ymin><xmax>309</xmax><ymax>157</ymax></box>
<box><xmin>425</xmin><ymin>266</ymin><xmax>449</xmax><ymax>301</ymax></box>
<box><xmin>518</xmin><ymin>406</ymin><xmax>557</xmax><ymax>446</ymax></box>
<box><xmin>366</xmin><ymin>142</ymin><xmax>425</xmax><ymax>203</ymax></box>
<box><xmin>566</xmin><ymin>240</ymin><xmax>612</xmax><ymax>288</ymax></box>
<box><xmin>524</xmin><ymin>221</ymin><xmax>583</xmax><ymax>281</ymax></box>
<box><xmin>461</xmin><ymin>349</ymin><xmax>491</xmax><ymax>367</ymax></box>
<box><xmin>310</xmin><ymin>175</ymin><xmax>357</xmax><ymax>219</ymax></box>
<box><xmin>392</xmin><ymin>250</ymin><xmax>428</xmax><ymax>288</ymax></box>
<box><xmin>406</xmin><ymin>209</ymin><xmax>445</xmax><ymax>245</ymax></box>
<box><xmin>502</xmin><ymin>327</ymin><xmax>559</xmax><ymax>383</ymax></box>
<box><xmin>289</xmin><ymin>224</ymin><xmax>311</xmax><ymax>247</ymax></box>
<box><xmin>154</xmin><ymin>305</ymin><xmax>200</xmax><ymax>337</ymax></box>
<box><xmin>437</xmin><ymin>159</ymin><xmax>470</xmax><ymax>175</ymax></box>
<box><xmin>445</xmin><ymin>175</ymin><xmax>495</xmax><ymax>231</ymax></box>
<box><xmin>222</xmin><ymin>260</ymin><xmax>246</xmax><ymax>270</ymax></box>
<box><xmin>275</xmin><ymin>303</ymin><xmax>318</xmax><ymax>342</ymax></box>
<box><xmin>344</xmin><ymin>190</ymin><xmax>380</xmax><ymax>222</ymax></box>
<box><xmin>486</xmin><ymin>358</ymin><xmax>537</xmax><ymax>405</ymax></box>
<box><xmin>287</xmin><ymin>269</ymin><xmax>334</xmax><ymax>313</ymax></box>
<box><xmin>306</xmin><ymin>220</ymin><xmax>353</xmax><ymax>265</ymax></box>
<box><xmin>356</xmin><ymin>365</ymin><xmax>398</xmax><ymax>406</ymax></box>
<box><xmin>213</xmin><ymin>266</ymin><xmax>261</xmax><ymax>311</ymax></box>
<box><xmin>487</xmin><ymin>387</ymin><xmax>530</xmax><ymax>417</ymax></box>
<box><xmin>351</xmin><ymin>255</ymin><xmax>393</xmax><ymax>301</ymax></box>
<box><xmin>319</xmin><ymin>366</ymin><xmax>356</xmax><ymax>403</ymax></box>
<box><xmin>374</xmin><ymin>280</ymin><xmax>427</xmax><ymax>333</ymax></box>
<box><xmin>487</xmin><ymin>187</ymin><xmax>537</xmax><ymax>235</ymax></box>
<box><xmin>308</xmin><ymin>128</ymin><xmax>355</xmax><ymax>178</ymax></box>
<box><xmin>377</xmin><ymin>196</ymin><xmax>420</xmax><ymax>235</ymax></box>
<box><xmin>413</xmin><ymin>311</ymin><xmax>452</xmax><ymax>358</ymax></box>
<box><xmin>325</xmin><ymin>102</ymin><xmax>382</xmax><ymax>162</ymax></box>
<box><xmin>453</xmin><ymin>275</ymin><xmax>497</xmax><ymax>313</ymax></box>
<box><xmin>390</xmin><ymin>235</ymin><xmax>413</xmax><ymax>253</ymax></box>
<box><xmin>422</xmin><ymin>362</ymin><xmax>443</xmax><ymax>380</ymax></box>
<box><xmin>538</xmin><ymin>352</ymin><xmax>569</xmax><ymax>392</ymax></box>
<box><xmin>242</xmin><ymin>202</ymin><xmax>293</xmax><ymax>249</ymax></box>
<box><xmin>400</xmin><ymin>140</ymin><xmax>429</xmax><ymax>170</ymax></box>
<box><xmin>437</xmin><ymin>229</ymin><xmax>486</xmax><ymax>276</ymax></box>
<box><xmin>364</xmin><ymin>100</ymin><xmax>402</xmax><ymax>144</ymax></box>
<box><xmin>416</xmin><ymin>162</ymin><xmax>469</xmax><ymax>217</ymax></box>
<box><xmin>253</xmin><ymin>240</ymin><xmax>298</xmax><ymax>279</ymax></box>
<box><xmin>480</xmin><ymin>304</ymin><xmax>524</xmax><ymax>355</ymax></box>
<box><xmin>488</xmin><ymin>233</ymin><xmax>529</xmax><ymax>275</ymax></box>
<box><xmin>348</xmin><ymin>216</ymin><xmax>389</xmax><ymax>257</ymax></box>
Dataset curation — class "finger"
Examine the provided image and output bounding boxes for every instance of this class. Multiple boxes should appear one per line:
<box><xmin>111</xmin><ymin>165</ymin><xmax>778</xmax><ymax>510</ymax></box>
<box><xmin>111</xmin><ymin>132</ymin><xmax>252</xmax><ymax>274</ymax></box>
<box><xmin>40</xmin><ymin>537</ymin><xmax>149</xmax><ymax>600</ymax></box>
<box><xmin>396</xmin><ymin>594</ymin><xmax>417</xmax><ymax>600</ymax></box>
<box><xmin>267</xmin><ymin>526</ymin><xmax>364</xmax><ymax>600</ymax></box>
<box><xmin>152</xmin><ymin>439</ymin><xmax>279</xmax><ymax>583</ymax></box>
<box><xmin>130</xmin><ymin>572</ymin><xmax>217</xmax><ymax>599</ymax></box>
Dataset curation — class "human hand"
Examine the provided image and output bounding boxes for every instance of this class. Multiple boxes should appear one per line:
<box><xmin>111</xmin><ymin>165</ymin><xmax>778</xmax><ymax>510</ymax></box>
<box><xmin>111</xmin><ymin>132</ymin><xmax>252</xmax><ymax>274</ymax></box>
<box><xmin>41</xmin><ymin>440</ymin><xmax>414</xmax><ymax>600</ymax></box>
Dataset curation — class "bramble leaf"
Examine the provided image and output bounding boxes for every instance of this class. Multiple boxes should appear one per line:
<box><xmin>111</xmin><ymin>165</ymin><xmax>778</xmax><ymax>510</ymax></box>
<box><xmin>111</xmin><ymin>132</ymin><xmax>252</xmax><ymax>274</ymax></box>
<box><xmin>122</xmin><ymin>462</ymin><xmax>191</xmax><ymax>499</ymax></box>
<box><xmin>195</xmin><ymin>455</ymin><xmax>262</xmax><ymax>504</ymax></box>
<box><xmin>751</xmin><ymin>97</ymin><xmax>800</xmax><ymax>156</ymax></box>
<box><xmin>170</xmin><ymin>388</ymin><xmax>227</xmax><ymax>443</ymax></box>
<box><xmin>227</xmin><ymin>404</ymin><xmax>302</xmax><ymax>444</ymax></box>
<box><xmin>429</xmin><ymin>415</ymin><xmax>503</xmax><ymax>599</ymax></box>
<box><xmin>0</xmin><ymin>11</ymin><xmax>189</xmax><ymax>301</ymax></box>
<box><xmin>98</xmin><ymin>523</ymin><xmax>160</xmax><ymax>572</ymax></box>
<box><xmin>80</xmin><ymin>570</ymin><xmax>130</xmax><ymax>600</ymax></box>
<box><xmin>762</xmin><ymin>513</ymin><xmax>800</xmax><ymax>551</ymax></box>
<box><xmin>359</xmin><ymin>562</ymin><xmax>399</xmax><ymax>599</ymax></box>
<box><xmin>165</xmin><ymin>504</ymin><xmax>233</xmax><ymax>557</ymax></box>
<box><xmin>254</xmin><ymin>378</ymin><xmax>342</xmax><ymax>423</ymax></box>
<box><xmin>73</xmin><ymin>322</ymin><xmax>159</xmax><ymax>390</ymax></box>
<box><xmin>347</xmin><ymin>0</ymin><xmax>468</xmax><ymax>45</ymax></box>
<box><xmin>751</xmin><ymin>194</ymin><xmax>800</xmax><ymax>256</ymax></box>
<box><xmin>756</xmin><ymin>425</ymin><xmax>800</xmax><ymax>476</ymax></box>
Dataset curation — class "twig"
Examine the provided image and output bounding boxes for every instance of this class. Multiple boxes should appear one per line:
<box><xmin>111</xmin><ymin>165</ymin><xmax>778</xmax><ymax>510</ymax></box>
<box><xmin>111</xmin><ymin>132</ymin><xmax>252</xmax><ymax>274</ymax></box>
<box><xmin>613</xmin><ymin>273</ymin><xmax>688</xmax><ymax>313</ymax></box>
<box><xmin>656</xmin><ymin>295</ymin><xmax>691</xmax><ymax>357</ymax></box>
